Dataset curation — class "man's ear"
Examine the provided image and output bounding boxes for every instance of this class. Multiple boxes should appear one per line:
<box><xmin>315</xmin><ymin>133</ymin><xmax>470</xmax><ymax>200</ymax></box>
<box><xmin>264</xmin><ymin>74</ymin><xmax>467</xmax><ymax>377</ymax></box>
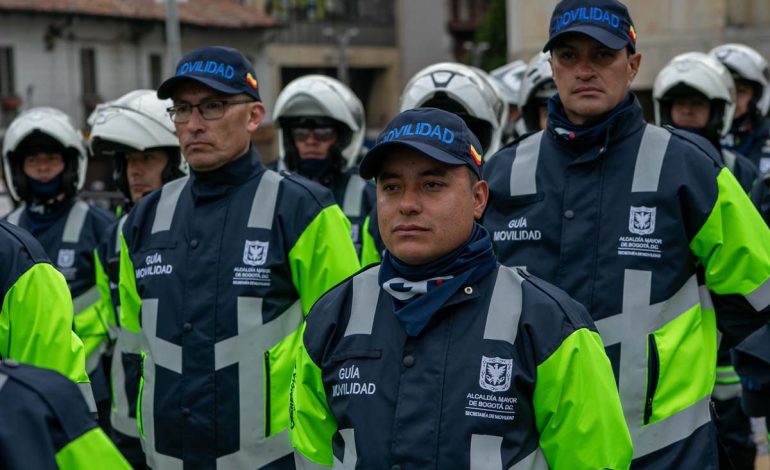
<box><xmin>473</xmin><ymin>179</ymin><xmax>489</xmax><ymax>220</ymax></box>
<box><xmin>628</xmin><ymin>52</ymin><xmax>642</xmax><ymax>84</ymax></box>
<box><xmin>247</xmin><ymin>102</ymin><xmax>266</xmax><ymax>132</ymax></box>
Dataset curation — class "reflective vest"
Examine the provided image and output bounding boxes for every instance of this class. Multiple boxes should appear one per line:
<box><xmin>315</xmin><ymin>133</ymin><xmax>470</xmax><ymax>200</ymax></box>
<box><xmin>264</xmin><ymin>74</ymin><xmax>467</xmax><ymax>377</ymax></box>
<box><xmin>482</xmin><ymin>101</ymin><xmax>770</xmax><ymax>468</ymax></box>
<box><xmin>0</xmin><ymin>360</ymin><xmax>130</xmax><ymax>469</ymax></box>
<box><xmin>119</xmin><ymin>150</ymin><xmax>360</xmax><ymax>469</ymax></box>
<box><xmin>0</xmin><ymin>220</ymin><xmax>93</xmax><ymax>410</ymax></box>
<box><xmin>291</xmin><ymin>264</ymin><xmax>632</xmax><ymax>469</ymax></box>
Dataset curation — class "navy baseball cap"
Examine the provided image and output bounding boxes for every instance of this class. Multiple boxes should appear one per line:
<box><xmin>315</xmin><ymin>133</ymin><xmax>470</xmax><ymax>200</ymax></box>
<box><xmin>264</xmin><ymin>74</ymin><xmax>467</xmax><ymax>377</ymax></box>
<box><xmin>157</xmin><ymin>46</ymin><xmax>261</xmax><ymax>101</ymax></box>
<box><xmin>359</xmin><ymin>108</ymin><xmax>484</xmax><ymax>180</ymax></box>
<box><xmin>543</xmin><ymin>0</ymin><xmax>637</xmax><ymax>53</ymax></box>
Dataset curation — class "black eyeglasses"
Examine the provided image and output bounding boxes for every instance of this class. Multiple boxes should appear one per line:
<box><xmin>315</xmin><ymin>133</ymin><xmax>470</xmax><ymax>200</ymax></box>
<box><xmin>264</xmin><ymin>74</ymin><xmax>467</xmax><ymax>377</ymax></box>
<box><xmin>166</xmin><ymin>99</ymin><xmax>254</xmax><ymax>123</ymax></box>
<box><xmin>290</xmin><ymin>126</ymin><xmax>337</xmax><ymax>142</ymax></box>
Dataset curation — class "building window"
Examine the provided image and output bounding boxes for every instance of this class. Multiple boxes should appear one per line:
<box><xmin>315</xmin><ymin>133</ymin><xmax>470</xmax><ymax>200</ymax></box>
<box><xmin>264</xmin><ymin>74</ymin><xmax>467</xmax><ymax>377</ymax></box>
<box><xmin>149</xmin><ymin>53</ymin><xmax>163</xmax><ymax>89</ymax></box>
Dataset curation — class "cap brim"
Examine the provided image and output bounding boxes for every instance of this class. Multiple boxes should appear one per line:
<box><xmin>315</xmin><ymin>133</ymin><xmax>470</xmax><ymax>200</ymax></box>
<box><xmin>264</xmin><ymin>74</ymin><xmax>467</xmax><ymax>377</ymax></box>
<box><xmin>543</xmin><ymin>25</ymin><xmax>629</xmax><ymax>52</ymax></box>
<box><xmin>157</xmin><ymin>75</ymin><xmax>244</xmax><ymax>99</ymax></box>
<box><xmin>359</xmin><ymin>141</ymin><xmax>468</xmax><ymax>180</ymax></box>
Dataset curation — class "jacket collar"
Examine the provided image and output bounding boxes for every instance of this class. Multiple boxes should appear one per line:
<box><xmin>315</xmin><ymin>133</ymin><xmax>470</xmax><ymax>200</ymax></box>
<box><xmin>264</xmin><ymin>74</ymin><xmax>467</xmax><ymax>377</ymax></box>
<box><xmin>190</xmin><ymin>146</ymin><xmax>264</xmax><ymax>202</ymax></box>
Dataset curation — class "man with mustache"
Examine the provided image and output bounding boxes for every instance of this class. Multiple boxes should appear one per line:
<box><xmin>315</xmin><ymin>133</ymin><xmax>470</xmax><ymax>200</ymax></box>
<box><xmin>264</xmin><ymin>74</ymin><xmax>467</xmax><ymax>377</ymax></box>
<box><xmin>482</xmin><ymin>0</ymin><xmax>770</xmax><ymax>468</ymax></box>
<box><xmin>118</xmin><ymin>46</ymin><xmax>360</xmax><ymax>469</ymax></box>
<box><xmin>290</xmin><ymin>107</ymin><xmax>632</xmax><ymax>469</ymax></box>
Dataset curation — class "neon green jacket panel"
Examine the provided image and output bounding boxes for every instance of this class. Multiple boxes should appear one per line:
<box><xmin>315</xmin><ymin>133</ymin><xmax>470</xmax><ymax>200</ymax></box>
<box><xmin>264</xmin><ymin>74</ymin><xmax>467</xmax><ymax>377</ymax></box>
<box><xmin>288</xmin><ymin>204</ymin><xmax>361</xmax><ymax>315</ymax></box>
<box><xmin>290</xmin><ymin>323</ymin><xmax>336</xmax><ymax>467</ymax></box>
<box><xmin>533</xmin><ymin>328</ymin><xmax>633</xmax><ymax>470</ymax></box>
<box><xmin>0</xmin><ymin>263</ymin><xmax>89</xmax><ymax>384</ymax></box>
<box><xmin>55</xmin><ymin>427</ymin><xmax>132</xmax><ymax>469</ymax></box>
<box><xmin>118</xmin><ymin>233</ymin><xmax>141</xmax><ymax>336</ymax></box>
<box><xmin>691</xmin><ymin>167</ymin><xmax>770</xmax><ymax>300</ymax></box>
<box><xmin>359</xmin><ymin>215</ymin><xmax>382</xmax><ymax>267</ymax></box>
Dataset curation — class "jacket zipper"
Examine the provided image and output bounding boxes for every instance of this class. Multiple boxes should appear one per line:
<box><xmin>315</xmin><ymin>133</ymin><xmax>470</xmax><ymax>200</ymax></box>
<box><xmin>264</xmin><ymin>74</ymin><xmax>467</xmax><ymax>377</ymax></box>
<box><xmin>644</xmin><ymin>334</ymin><xmax>660</xmax><ymax>425</ymax></box>
<box><xmin>264</xmin><ymin>350</ymin><xmax>271</xmax><ymax>437</ymax></box>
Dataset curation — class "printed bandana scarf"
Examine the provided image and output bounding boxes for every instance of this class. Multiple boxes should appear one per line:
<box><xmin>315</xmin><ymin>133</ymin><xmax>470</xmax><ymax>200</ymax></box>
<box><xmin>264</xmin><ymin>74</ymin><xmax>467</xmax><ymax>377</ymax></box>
<box><xmin>379</xmin><ymin>223</ymin><xmax>497</xmax><ymax>336</ymax></box>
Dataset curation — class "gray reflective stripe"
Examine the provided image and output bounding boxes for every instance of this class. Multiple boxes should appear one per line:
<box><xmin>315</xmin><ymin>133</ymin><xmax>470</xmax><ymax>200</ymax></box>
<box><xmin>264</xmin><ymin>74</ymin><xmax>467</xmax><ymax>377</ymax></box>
<box><xmin>5</xmin><ymin>207</ymin><xmax>23</xmax><ymax>225</ymax></box>
<box><xmin>0</xmin><ymin>372</ymin><xmax>7</xmax><ymax>391</ymax></box>
<box><xmin>140</xmin><ymin>298</ymin><xmax>184</xmax><ymax>470</ymax></box>
<box><xmin>342</xmin><ymin>174</ymin><xmax>367</xmax><ymax>218</ymax></box>
<box><xmin>247</xmin><ymin>170</ymin><xmax>283</xmax><ymax>229</ymax></box>
<box><xmin>214</xmin><ymin>297</ymin><xmax>301</xmax><ymax>468</ymax></box>
<box><xmin>62</xmin><ymin>201</ymin><xmax>89</xmax><ymax>243</ymax></box>
<box><xmin>151</xmin><ymin>177</ymin><xmax>188</xmax><ymax>234</ymax></box>
<box><xmin>722</xmin><ymin>149</ymin><xmax>737</xmax><ymax>173</ymax></box>
<box><xmin>79</xmin><ymin>382</ymin><xmax>97</xmax><ymax>413</ymax></box>
<box><xmin>344</xmin><ymin>267</ymin><xmax>381</xmax><ymax>337</ymax></box>
<box><xmin>631</xmin><ymin>125</ymin><xmax>670</xmax><ymax>193</ymax></box>
<box><xmin>745</xmin><ymin>276</ymin><xmax>770</xmax><ymax>311</ymax></box>
<box><xmin>332</xmin><ymin>428</ymin><xmax>357</xmax><ymax>469</ymax></box>
<box><xmin>294</xmin><ymin>452</ymin><xmax>329</xmax><ymax>470</ymax></box>
<box><xmin>114</xmin><ymin>214</ymin><xmax>128</xmax><ymax>255</ymax></box>
<box><xmin>484</xmin><ymin>266</ymin><xmax>523</xmax><ymax>345</ymax></box>
<box><xmin>470</xmin><ymin>434</ymin><xmax>502</xmax><ymax>470</ymax></box>
<box><xmin>110</xmin><ymin>328</ymin><xmax>141</xmax><ymax>437</ymax></box>
<box><xmin>699</xmin><ymin>285</ymin><xmax>714</xmax><ymax>313</ymax></box>
<box><xmin>632</xmin><ymin>397</ymin><xmax>711</xmax><ymax>458</ymax></box>
<box><xmin>594</xmin><ymin>270</ymin><xmax>705</xmax><ymax>458</ymax></box>
<box><xmin>509</xmin><ymin>447</ymin><xmax>547</xmax><ymax>470</ymax></box>
<box><xmin>85</xmin><ymin>342</ymin><xmax>107</xmax><ymax>375</ymax></box>
<box><xmin>712</xmin><ymin>383</ymin><xmax>743</xmax><ymax>400</ymax></box>
<box><xmin>508</xmin><ymin>131</ymin><xmax>542</xmax><ymax>196</ymax></box>
<box><xmin>73</xmin><ymin>285</ymin><xmax>101</xmax><ymax>314</ymax></box>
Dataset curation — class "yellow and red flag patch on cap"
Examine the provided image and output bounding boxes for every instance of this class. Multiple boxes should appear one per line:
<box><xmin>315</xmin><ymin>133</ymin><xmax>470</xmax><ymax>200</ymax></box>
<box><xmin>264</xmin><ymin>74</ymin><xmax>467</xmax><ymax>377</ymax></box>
<box><xmin>470</xmin><ymin>145</ymin><xmax>482</xmax><ymax>166</ymax></box>
<box><xmin>629</xmin><ymin>25</ymin><xmax>637</xmax><ymax>45</ymax></box>
<box><xmin>246</xmin><ymin>73</ymin><xmax>258</xmax><ymax>90</ymax></box>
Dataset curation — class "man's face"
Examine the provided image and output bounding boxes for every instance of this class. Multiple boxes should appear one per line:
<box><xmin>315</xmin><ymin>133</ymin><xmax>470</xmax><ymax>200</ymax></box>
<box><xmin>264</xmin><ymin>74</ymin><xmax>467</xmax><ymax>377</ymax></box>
<box><xmin>734</xmin><ymin>81</ymin><xmax>755</xmax><ymax>119</ymax></box>
<box><xmin>376</xmin><ymin>149</ymin><xmax>488</xmax><ymax>266</ymax></box>
<box><xmin>291</xmin><ymin>126</ymin><xmax>339</xmax><ymax>160</ymax></box>
<box><xmin>172</xmin><ymin>81</ymin><xmax>265</xmax><ymax>171</ymax></box>
<box><xmin>670</xmin><ymin>96</ymin><xmax>711</xmax><ymax>130</ymax></box>
<box><xmin>550</xmin><ymin>34</ymin><xmax>641</xmax><ymax>125</ymax></box>
<box><xmin>23</xmin><ymin>152</ymin><xmax>65</xmax><ymax>182</ymax></box>
<box><xmin>125</xmin><ymin>149</ymin><xmax>169</xmax><ymax>203</ymax></box>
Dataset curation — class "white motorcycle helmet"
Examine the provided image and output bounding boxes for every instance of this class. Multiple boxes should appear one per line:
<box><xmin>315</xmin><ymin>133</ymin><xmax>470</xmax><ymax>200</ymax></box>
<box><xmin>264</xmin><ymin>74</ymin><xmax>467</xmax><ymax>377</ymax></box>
<box><xmin>2</xmin><ymin>107</ymin><xmax>86</xmax><ymax>202</ymax></box>
<box><xmin>519</xmin><ymin>52</ymin><xmax>557</xmax><ymax>133</ymax></box>
<box><xmin>400</xmin><ymin>62</ymin><xmax>505</xmax><ymax>160</ymax></box>
<box><xmin>653</xmin><ymin>52</ymin><xmax>736</xmax><ymax>139</ymax></box>
<box><xmin>273</xmin><ymin>75</ymin><xmax>365</xmax><ymax>171</ymax></box>
<box><xmin>89</xmin><ymin>89</ymin><xmax>187</xmax><ymax>200</ymax></box>
<box><xmin>709</xmin><ymin>43</ymin><xmax>770</xmax><ymax>117</ymax></box>
<box><xmin>490</xmin><ymin>60</ymin><xmax>527</xmax><ymax>106</ymax></box>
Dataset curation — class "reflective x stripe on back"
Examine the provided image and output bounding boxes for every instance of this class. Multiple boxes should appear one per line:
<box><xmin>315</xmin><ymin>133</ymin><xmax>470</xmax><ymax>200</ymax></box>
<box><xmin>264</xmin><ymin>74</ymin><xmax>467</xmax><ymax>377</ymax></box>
<box><xmin>5</xmin><ymin>207</ymin><xmax>23</xmax><ymax>226</ymax></box>
<box><xmin>151</xmin><ymin>177</ymin><xmax>188</xmax><ymax>234</ymax></box>
<box><xmin>342</xmin><ymin>174</ymin><xmax>367</xmax><ymax>218</ymax></box>
<box><xmin>631</xmin><ymin>125</ymin><xmax>671</xmax><ymax>193</ymax></box>
<box><xmin>594</xmin><ymin>270</ymin><xmax>710</xmax><ymax>458</ymax></box>
<box><xmin>508</xmin><ymin>131</ymin><xmax>543</xmax><ymax>196</ymax></box>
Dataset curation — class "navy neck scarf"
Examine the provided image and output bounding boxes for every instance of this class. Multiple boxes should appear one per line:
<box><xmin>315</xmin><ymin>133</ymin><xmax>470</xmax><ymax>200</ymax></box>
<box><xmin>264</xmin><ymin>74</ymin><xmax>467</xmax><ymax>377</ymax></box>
<box><xmin>379</xmin><ymin>223</ymin><xmax>497</xmax><ymax>336</ymax></box>
<box><xmin>548</xmin><ymin>93</ymin><xmax>636</xmax><ymax>146</ymax></box>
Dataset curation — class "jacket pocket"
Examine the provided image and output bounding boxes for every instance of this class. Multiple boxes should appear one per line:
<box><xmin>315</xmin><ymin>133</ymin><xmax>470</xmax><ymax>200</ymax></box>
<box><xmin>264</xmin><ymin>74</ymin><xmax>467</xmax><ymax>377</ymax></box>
<box><xmin>489</xmin><ymin>192</ymin><xmax>545</xmax><ymax>209</ymax></box>
<box><xmin>644</xmin><ymin>334</ymin><xmax>660</xmax><ymax>425</ymax></box>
